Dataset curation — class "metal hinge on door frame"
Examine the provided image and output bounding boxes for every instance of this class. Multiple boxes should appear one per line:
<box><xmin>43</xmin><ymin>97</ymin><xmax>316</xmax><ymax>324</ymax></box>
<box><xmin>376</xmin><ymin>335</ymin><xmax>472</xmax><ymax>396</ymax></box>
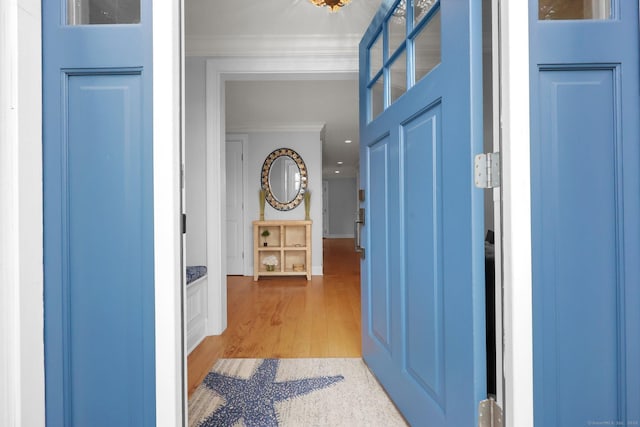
<box><xmin>478</xmin><ymin>396</ymin><xmax>503</xmax><ymax>427</ymax></box>
<box><xmin>474</xmin><ymin>152</ymin><xmax>501</xmax><ymax>189</ymax></box>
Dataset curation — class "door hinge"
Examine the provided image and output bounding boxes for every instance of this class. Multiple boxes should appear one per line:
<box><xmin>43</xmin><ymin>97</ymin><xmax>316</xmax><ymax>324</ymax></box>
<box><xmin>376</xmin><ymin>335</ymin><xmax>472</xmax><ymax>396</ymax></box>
<box><xmin>474</xmin><ymin>152</ymin><xmax>500</xmax><ymax>189</ymax></box>
<box><xmin>478</xmin><ymin>396</ymin><xmax>503</xmax><ymax>427</ymax></box>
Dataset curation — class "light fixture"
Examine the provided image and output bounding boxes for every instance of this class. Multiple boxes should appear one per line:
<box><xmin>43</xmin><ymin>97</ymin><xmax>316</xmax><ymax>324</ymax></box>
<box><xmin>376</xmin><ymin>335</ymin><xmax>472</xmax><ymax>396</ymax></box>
<box><xmin>309</xmin><ymin>0</ymin><xmax>352</xmax><ymax>13</ymax></box>
<box><xmin>335</xmin><ymin>170</ymin><xmax>341</xmax><ymax>174</ymax></box>
<box><xmin>337</xmin><ymin>161</ymin><xmax>344</xmax><ymax>165</ymax></box>
<box><xmin>344</xmin><ymin>139</ymin><xmax>352</xmax><ymax>144</ymax></box>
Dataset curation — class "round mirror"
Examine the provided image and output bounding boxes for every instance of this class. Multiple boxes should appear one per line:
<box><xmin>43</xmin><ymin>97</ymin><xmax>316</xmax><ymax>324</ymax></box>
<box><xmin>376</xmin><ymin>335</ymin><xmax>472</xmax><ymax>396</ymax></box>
<box><xmin>261</xmin><ymin>148</ymin><xmax>307</xmax><ymax>211</ymax></box>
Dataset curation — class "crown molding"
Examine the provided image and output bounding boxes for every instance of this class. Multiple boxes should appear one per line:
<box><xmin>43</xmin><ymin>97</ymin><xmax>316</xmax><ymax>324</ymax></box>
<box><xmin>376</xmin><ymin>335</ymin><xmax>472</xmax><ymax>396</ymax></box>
<box><xmin>186</xmin><ymin>33</ymin><xmax>362</xmax><ymax>58</ymax></box>
<box><xmin>226</xmin><ymin>122</ymin><xmax>326</xmax><ymax>134</ymax></box>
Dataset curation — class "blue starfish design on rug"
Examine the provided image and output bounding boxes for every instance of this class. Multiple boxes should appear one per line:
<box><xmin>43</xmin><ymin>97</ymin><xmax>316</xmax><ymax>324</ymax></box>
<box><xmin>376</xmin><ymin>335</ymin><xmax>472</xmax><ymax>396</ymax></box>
<box><xmin>197</xmin><ymin>359</ymin><xmax>344</xmax><ymax>427</ymax></box>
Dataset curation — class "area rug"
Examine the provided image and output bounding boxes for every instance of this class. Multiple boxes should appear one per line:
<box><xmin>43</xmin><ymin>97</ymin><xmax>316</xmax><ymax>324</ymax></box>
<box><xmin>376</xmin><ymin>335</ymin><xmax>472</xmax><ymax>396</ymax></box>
<box><xmin>189</xmin><ymin>358</ymin><xmax>407</xmax><ymax>427</ymax></box>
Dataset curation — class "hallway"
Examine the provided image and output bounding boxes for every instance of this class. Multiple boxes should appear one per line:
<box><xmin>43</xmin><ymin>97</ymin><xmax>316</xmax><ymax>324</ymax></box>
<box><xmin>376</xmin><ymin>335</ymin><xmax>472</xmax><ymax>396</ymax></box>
<box><xmin>187</xmin><ymin>238</ymin><xmax>361</xmax><ymax>397</ymax></box>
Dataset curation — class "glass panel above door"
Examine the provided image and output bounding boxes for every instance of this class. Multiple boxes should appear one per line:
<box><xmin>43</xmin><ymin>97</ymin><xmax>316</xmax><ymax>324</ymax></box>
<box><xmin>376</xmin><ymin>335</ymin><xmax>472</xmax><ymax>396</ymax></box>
<box><xmin>67</xmin><ymin>0</ymin><xmax>140</xmax><ymax>25</ymax></box>
<box><xmin>539</xmin><ymin>0</ymin><xmax>611</xmax><ymax>20</ymax></box>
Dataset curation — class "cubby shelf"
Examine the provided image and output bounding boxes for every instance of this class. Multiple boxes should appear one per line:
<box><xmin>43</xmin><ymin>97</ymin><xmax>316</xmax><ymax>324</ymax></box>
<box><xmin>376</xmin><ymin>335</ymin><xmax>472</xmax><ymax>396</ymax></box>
<box><xmin>253</xmin><ymin>220</ymin><xmax>312</xmax><ymax>281</ymax></box>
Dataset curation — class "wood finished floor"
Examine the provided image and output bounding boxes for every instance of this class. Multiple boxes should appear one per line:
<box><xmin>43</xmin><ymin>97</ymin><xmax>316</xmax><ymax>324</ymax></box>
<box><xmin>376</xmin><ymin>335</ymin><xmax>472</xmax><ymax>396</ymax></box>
<box><xmin>187</xmin><ymin>238</ymin><xmax>361</xmax><ymax>397</ymax></box>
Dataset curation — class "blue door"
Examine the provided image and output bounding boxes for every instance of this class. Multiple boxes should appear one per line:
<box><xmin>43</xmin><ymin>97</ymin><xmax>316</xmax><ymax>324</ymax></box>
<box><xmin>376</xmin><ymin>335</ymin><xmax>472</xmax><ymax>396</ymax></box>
<box><xmin>42</xmin><ymin>1</ymin><xmax>155</xmax><ymax>425</ymax></box>
<box><xmin>358</xmin><ymin>1</ymin><xmax>486</xmax><ymax>425</ymax></box>
<box><xmin>530</xmin><ymin>1</ymin><xmax>640</xmax><ymax>426</ymax></box>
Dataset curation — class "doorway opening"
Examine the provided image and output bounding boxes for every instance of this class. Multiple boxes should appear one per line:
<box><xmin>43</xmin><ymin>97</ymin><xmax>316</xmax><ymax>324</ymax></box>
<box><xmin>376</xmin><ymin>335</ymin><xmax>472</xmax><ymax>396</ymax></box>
<box><xmin>182</xmin><ymin>0</ymin><xmax>502</xmax><ymax>419</ymax></box>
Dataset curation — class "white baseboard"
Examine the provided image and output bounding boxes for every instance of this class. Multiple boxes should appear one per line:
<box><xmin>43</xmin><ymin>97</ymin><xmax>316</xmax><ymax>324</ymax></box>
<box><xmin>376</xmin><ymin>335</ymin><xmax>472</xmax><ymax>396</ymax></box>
<box><xmin>323</xmin><ymin>234</ymin><xmax>354</xmax><ymax>239</ymax></box>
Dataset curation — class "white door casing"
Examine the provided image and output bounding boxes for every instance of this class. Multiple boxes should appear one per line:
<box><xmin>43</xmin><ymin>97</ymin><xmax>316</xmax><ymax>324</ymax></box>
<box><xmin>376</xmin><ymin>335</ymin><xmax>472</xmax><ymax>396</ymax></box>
<box><xmin>203</xmin><ymin>56</ymin><xmax>357</xmax><ymax>336</ymax></box>
<box><xmin>498</xmin><ymin>1</ymin><xmax>534</xmax><ymax>426</ymax></box>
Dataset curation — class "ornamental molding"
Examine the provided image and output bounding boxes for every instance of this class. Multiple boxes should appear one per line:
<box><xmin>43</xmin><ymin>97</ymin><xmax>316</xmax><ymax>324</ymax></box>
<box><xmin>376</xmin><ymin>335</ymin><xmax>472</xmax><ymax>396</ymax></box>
<box><xmin>226</xmin><ymin>122</ymin><xmax>326</xmax><ymax>134</ymax></box>
<box><xmin>186</xmin><ymin>33</ymin><xmax>362</xmax><ymax>58</ymax></box>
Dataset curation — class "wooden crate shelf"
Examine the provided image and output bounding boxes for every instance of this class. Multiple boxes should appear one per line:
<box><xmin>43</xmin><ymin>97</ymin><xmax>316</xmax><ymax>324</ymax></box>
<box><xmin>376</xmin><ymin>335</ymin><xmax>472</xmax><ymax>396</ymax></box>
<box><xmin>253</xmin><ymin>220</ymin><xmax>312</xmax><ymax>281</ymax></box>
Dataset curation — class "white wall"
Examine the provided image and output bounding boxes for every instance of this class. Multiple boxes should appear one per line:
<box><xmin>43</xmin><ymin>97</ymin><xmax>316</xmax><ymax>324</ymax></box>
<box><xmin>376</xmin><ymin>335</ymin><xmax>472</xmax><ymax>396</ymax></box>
<box><xmin>325</xmin><ymin>177</ymin><xmax>357</xmax><ymax>238</ymax></box>
<box><xmin>245</xmin><ymin>130</ymin><xmax>324</xmax><ymax>275</ymax></box>
<box><xmin>185</xmin><ymin>57</ymin><xmax>207</xmax><ymax>266</ymax></box>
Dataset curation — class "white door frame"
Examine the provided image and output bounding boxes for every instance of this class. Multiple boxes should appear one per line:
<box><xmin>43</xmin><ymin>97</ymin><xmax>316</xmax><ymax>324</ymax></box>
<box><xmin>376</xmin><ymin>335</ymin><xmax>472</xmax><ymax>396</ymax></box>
<box><xmin>0</xmin><ymin>1</ymin><xmax>44</xmax><ymax>426</ymax></box>
<box><xmin>497</xmin><ymin>1</ymin><xmax>534</xmax><ymax>426</ymax></box>
<box><xmin>203</xmin><ymin>55</ymin><xmax>358</xmax><ymax>336</ymax></box>
<box><xmin>153</xmin><ymin>1</ymin><xmax>185</xmax><ymax>425</ymax></box>
<box><xmin>1</xmin><ymin>1</ymin><xmax>533</xmax><ymax>426</ymax></box>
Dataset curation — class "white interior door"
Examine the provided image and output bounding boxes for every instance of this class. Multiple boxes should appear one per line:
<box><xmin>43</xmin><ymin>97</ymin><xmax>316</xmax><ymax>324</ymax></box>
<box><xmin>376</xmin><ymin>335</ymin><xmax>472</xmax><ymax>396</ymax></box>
<box><xmin>226</xmin><ymin>139</ymin><xmax>244</xmax><ymax>275</ymax></box>
<box><xmin>322</xmin><ymin>180</ymin><xmax>329</xmax><ymax>236</ymax></box>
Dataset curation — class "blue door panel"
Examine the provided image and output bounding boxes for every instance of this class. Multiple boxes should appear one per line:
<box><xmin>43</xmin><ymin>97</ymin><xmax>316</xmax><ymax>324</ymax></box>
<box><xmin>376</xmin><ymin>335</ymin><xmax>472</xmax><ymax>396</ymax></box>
<box><xmin>367</xmin><ymin>137</ymin><xmax>394</xmax><ymax>352</ymax></box>
<box><xmin>65</xmin><ymin>73</ymin><xmax>153</xmax><ymax>425</ymax></box>
<box><xmin>402</xmin><ymin>104</ymin><xmax>445</xmax><ymax>406</ymax></box>
<box><xmin>43</xmin><ymin>1</ymin><xmax>155</xmax><ymax>426</ymax></box>
<box><xmin>530</xmin><ymin>1</ymin><xmax>640</xmax><ymax>425</ymax></box>
<box><xmin>535</xmin><ymin>68</ymin><xmax>621</xmax><ymax>426</ymax></box>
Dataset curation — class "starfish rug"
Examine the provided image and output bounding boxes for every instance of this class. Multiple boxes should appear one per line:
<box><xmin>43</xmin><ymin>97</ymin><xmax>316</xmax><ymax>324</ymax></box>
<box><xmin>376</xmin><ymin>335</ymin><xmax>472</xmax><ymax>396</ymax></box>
<box><xmin>188</xmin><ymin>358</ymin><xmax>407</xmax><ymax>427</ymax></box>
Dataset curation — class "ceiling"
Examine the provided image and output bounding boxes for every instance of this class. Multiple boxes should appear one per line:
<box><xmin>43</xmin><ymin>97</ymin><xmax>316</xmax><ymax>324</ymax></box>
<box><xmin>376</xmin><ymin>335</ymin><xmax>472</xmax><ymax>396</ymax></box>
<box><xmin>185</xmin><ymin>0</ymin><xmax>383</xmax><ymax>39</ymax></box>
<box><xmin>185</xmin><ymin>0</ymin><xmax>384</xmax><ymax>178</ymax></box>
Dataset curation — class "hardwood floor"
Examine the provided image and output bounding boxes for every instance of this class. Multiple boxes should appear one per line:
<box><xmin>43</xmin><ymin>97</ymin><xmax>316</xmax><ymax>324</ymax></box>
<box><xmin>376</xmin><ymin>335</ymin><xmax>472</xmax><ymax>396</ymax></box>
<box><xmin>187</xmin><ymin>238</ymin><xmax>361</xmax><ymax>397</ymax></box>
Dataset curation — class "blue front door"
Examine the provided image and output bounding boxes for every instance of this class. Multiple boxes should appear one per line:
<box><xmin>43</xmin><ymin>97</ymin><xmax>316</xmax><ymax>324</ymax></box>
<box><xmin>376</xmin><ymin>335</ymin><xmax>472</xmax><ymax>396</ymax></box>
<box><xmin>359</xmin><ymin>0</ymin><xmax>486</xmax><ymax>425</ymax></box>
<box><xmin>42</xmin><ymin>1</ymin><xmax>155</xmax><ymax>425</ymax></box>
<box><xmin>530</xmin><ymin>1</ymin><xmax>640</xmax><ymax>426</ymax></box>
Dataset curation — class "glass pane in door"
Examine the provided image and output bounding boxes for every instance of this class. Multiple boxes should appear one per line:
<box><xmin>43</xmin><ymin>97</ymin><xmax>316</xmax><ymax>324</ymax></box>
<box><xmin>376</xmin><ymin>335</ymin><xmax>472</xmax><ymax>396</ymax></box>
<box><xmin>414</xmin><ymin>10</ymin><xmax>441</xmax><ymax>84</ymax></box>
<box><xmin>370</xmin><ymin>77</ymin><xmax>384</xmax><ymax>121</ymax></box>
<box><xmin>414</xmin><ymin>0</ymin><xmax>438</xmax><ymax>24</ymax></box>
<box><xmin>539</xmin><ymin>0</ymin><xmax>611</xmax><ymax>20</ymax></box>
<box><xmin>68</xmin><ymin>0</ymin><xmax>140</xmax><ymax>25</ymax></box>
<box><xmin>370</xmin><ymin>33</ymin><xmax>383</xmax><ymax>80</ymax></box>
<box><xmin>389</xmin><ymin>1</ymin><xmax>407</xmax><ymax>56</ymax></box>
<box><xmin>390</xmin><ymin>50</ymin><xmax>407</xmax><ymax>104</ymax></box>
